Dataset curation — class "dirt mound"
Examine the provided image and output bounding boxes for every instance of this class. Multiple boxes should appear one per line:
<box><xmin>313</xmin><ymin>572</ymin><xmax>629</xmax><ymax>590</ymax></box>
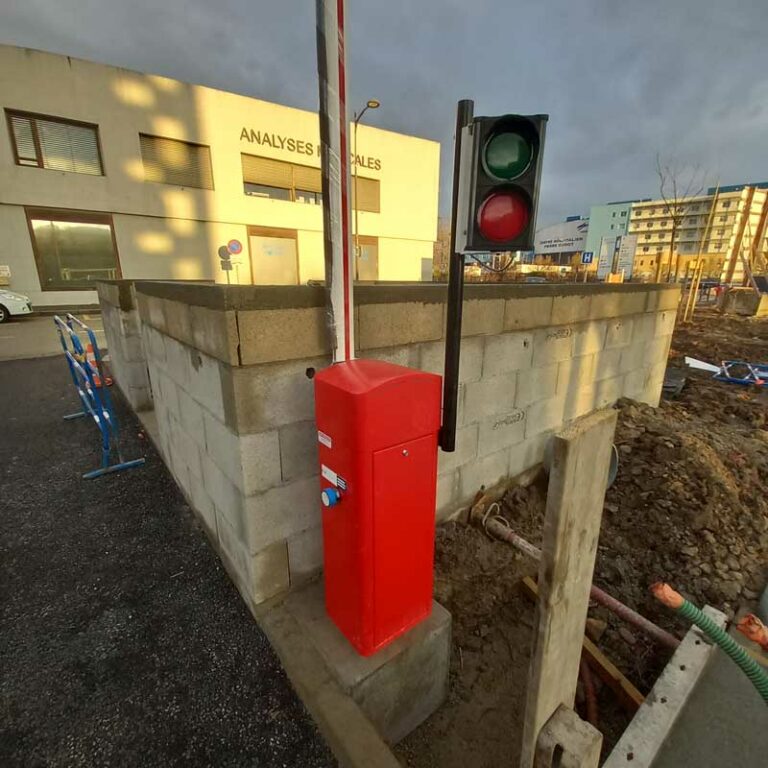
<box><xmin>397</xmin><ymin>311</ymin><xmax>768</xmax><ymax>766</ymax></box>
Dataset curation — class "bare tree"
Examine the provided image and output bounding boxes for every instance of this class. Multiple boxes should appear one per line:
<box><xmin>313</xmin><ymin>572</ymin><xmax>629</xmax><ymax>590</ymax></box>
<box><xmin>655</xmin><ymin>154</ymin><xmax>706</xmax><ymax>282</ymax></box>
<box><xmin>432</xmin><ymin>217</ymin><xmax>452</xmax><ymax>280</ymax></box>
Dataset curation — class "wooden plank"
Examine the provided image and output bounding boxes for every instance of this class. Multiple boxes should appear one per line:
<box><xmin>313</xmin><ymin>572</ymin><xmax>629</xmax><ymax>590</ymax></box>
<box><xmin>520</xmin><ymin>577</ymin><xmax>644</xmax><ymax>714</ymax></box>
<box><xmin>519</xmin><ymin>409</ymin><xmax>618</xmax><ymax>768</ymax></box>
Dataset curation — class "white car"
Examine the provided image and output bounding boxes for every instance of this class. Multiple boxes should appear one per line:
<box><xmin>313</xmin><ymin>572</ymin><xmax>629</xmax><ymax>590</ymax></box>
<box><xmin>0</xmin><ymin>289</ymin><xmax>33</xmax><ymax>323</ymax></box>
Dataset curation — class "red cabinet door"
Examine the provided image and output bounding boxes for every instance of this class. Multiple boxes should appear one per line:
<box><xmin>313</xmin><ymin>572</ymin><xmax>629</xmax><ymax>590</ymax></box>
<box><xmin>372</xmin><ymin>433</ymin><xmax>437</xmax><ymax>650</ymax></box>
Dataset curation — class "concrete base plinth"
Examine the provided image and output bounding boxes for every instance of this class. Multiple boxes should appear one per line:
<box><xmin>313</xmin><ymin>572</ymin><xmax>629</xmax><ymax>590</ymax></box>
<box><xmin>283</xmin><ymin>580</ymin><xmax>451</xmax><ymax>745</ymax></box>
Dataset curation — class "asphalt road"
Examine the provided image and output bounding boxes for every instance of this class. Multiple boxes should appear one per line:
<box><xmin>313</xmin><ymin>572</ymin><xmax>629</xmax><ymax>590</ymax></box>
<box><xmin>0</xmin><ymin>356</ymin><xmax>334</xmax><ymax>767</ymax></box>
<box><xmin>0</xmin><ymin>314</ymin><xmax>106</xmax><ymax>361</ymax></box>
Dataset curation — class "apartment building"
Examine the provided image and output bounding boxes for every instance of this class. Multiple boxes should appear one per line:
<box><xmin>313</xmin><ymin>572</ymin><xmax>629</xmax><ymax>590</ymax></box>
<box><xmin>628</xmin><ymin>184</ymin><xmax>768</xmax><ymax>283</ymax></box>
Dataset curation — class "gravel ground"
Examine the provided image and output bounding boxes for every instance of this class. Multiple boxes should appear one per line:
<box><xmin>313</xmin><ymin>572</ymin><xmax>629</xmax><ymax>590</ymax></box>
<box><xmin>0</xmin><ymin>357</ymin><xmax>335</xmax><ymax>768</ymax></box>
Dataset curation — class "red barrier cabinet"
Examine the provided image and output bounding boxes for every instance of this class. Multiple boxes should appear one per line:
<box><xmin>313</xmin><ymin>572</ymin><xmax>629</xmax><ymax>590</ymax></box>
<box><xmin>314</xmin><ymin>359</ymin><xmax>442</xmax><ymax>656</ymax></box>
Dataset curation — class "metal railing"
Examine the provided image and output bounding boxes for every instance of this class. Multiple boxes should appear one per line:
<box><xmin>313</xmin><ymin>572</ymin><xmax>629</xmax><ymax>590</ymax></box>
<box><xmin>54</xmin><ymin>313</ymin><xmax>145</xmax><ymax>479</ymax></box>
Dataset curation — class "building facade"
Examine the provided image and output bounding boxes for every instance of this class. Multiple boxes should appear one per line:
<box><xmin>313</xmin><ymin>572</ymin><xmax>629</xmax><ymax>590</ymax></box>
<box><xmin>532</xmin><ymin>216</ymin><xmax>590</xmax><ymax>271</ymax></box>
<box><xmin>0</xmin><ymin>46</ymin><xmax>440</xmax><ymax>307</ymax></box>
<box><xmin>585</xmin><ymin>201</ymin><xmax>639</xmax><ymax>265</ymax></box>
<box><xmin>628</xmin><ymin>184</ymin><xmax>768</xmax><ymax>283</ymax></box>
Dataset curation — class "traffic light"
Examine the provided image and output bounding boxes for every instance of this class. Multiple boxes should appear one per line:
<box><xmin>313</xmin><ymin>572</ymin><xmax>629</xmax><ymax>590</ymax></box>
<box><xmin>458</xmin><ymin>113</ymin><xmax>547</xmax><ymax>253</ymax></box>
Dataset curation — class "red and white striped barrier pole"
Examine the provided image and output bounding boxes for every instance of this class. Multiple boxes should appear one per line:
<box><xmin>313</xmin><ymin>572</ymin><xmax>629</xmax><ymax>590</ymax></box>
<box><xmin>316</xmin><ymin>0</ymin><xmax>354</xmax><ymax>362</ymax></box>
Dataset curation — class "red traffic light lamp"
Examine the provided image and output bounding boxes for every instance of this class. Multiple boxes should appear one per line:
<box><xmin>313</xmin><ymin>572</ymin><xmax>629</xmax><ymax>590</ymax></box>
<box><xmin>476</xmin><ymin>188</ymin><xmax>531</xmax><ymax>242</ymax></box>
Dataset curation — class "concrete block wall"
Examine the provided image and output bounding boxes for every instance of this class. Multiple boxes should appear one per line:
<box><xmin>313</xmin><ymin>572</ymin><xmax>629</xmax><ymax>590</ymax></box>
<box><xmin>128</xmin><ymin>281</ymin><xmax>680</xmax><ymax>612</ymax></box>
<box><xmin>96</xmin><ymin>281</ymin><xmax>153</xmax><ymax>411</ymax></box>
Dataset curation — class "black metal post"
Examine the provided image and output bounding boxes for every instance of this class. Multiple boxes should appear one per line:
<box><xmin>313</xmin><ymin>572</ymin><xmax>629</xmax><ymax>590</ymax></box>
<box><xmin>439</xmin><ymin>99</ymin><xmax>473</xmax><ymax>452</ymax></box>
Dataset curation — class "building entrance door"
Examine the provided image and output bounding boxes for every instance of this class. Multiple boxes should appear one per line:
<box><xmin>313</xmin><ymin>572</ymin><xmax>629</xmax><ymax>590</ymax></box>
<box><xmin>356</xmin><ymin>236</ymin><xmax>379</xmax><ymax>281</ymax></box>
<box><xmin>248</xmin><ymin>226</ymin><xmax>299</xmax><ymax>285</ymax></box>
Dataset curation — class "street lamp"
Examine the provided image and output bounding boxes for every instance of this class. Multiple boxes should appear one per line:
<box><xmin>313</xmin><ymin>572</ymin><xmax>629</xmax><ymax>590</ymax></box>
<box><xmin>353</xmin><ymin>99</ymin><xmax>380</xmax><ymax>278</ymax></box>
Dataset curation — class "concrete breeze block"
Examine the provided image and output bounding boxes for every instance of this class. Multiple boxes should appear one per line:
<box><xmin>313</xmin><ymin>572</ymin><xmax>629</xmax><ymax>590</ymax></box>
<box><xmin>525</xmin><ymin>395</ymin><xmax>567</xmax><ymax>439</ymax></box>
<box><xmin>156</xmin><ymin>369</ymin><xmax>180</xmax><ymax>420</ymax></box>
<box><xmin>619</xmin><ymin>341</ymin><xmax>647</xmax><ymax>373</ymax></box>
<box><xmin>419</xmin><ymin>336</ymin><xmax>484</xmax><ymax>383</ymax></box>
<box><xmin>551</xmin><ymin>294</ymin><xmax>591</xmax><ymax>325</ymax></box>
<box><xmin>358</xmin><ymin>301</ymin><xmax>443</xmax><ymax>350</ymax></box>
<box><xmin>557</xmin><ymin>354</ymin><xmax>597</xmax><ymax>394</ymax></box>
<box><xmin>244</xmin><ymin>475</ymin><xmax>321</xmax><ymax>554</ymax></box>
<box><xmin>217</xmin><ymin>513</ymin><xmax>290</xmax><ymax>605</ymax></box>
<box><xmin>286</xmin><ymin>526</ymin><xmax>324</xmax><ymax>586</ymax></box>
<box><xmin>366</xmin><ymin>344</ymin><xmax>420</xmax><ymax>369</ymax></box>
<box><xmin>605</xmin><ymin>317</ymin><xmax>635</xmax><ymax>349</ymax></box>
<box><xmin>279</xmin><ymin>420</ymin><xmax>319</xmax><ymax>483</ymax></box>
<box><xmin>226</xmin><ymin>357</ymin><xmax>322</xmax><ymax>434</ymax></box>
<box><xmin>504</xmin><ymin>295</ymin><xmax>554</xmax><ymax>331</ymax></box>
<box><xmin>532</xmin><ymin>326</ymin><xmax>575</xmax><ymax>367</ymax></box>
<box><xmin>239</xmin><ymin>307</ymin><xmax>329</xmax><ymax>365</ymax></box>
<box><xmin>202</xmin><ymin>453</ymin><xmax>247</xmax><ymax>541</ymax></box>
<box><xmin>482</xmin><ymin>331</ymin><xmax>534</xmax><ymax>378</ymax></box>
<box><xmin>459</xmin><ymin>447</ymin><xmax>510</xmax><ymax>499</ymax></box>
<box><xmin>655</xmin><ymin>288</ymin><xmax>681</xmax><ymax>312</ymax></box>
<box><xmin>177</xmin><ymin>386</ymin><xmax>205</xmax><ymax>445</ymax></box>
<box><xmin>190</xmin><ymin>304</ymin><xmax>239</xmax><ymax>365</ymax></box>
<box><xmin>508</xmin><ymin>431</ymin><xmax>552</xmax><ymax>478</ymax></box>
<box><xmin>138</xmin><ymin>293</ymin><xmax>167</xmax><ymax>333</ymax></box>
<box><xmin>654</xmin><ymin>310</ymin><xmax>677</xmax><ymax>338</ymax></box>
<box><xmin>572</xmin><ymin>320</ymin><xmax>608</xmax><ymax>357</ymax></box>
<box><xmin>164</xmin><ymin>335</ymin><xmax>192</xmax><ymax>390</ymax></box>
<box><xmin>436</xmin><ymin>470</ymin><xmax>460</xmax><ymax>519</ymax></box>
<box><xmin>188</xmin><ymin>469</ymin><xmax>218</xmax><ymax>539</ymax></box>
<box><xmin>143</xmin><ymin>325</ymin><xmax>167</xmax><ymax>367</ymax></box>
<box><xmin>477</xmin><ymin>409</ymin><xmax>526</xmax><ymax>457</ymax></box>
<box><xmin>461</xmin><ymin>299</ymin><xmax>504</xmax><ymax>337</ymax></box>
<box><xmin>516</xmin><ymin>364</ymin><xmax>558</xmax><ymax>408</ymax></box>
<box><xmin>203</xmin><ymin>410</ymin><xmax>282</xmax><ymax>495</ymax></box>
<box><xmin>590</xmin><ymin>291</ymin><xmax>646</xmax><ymax>319</ymax></box>
<box><xmin>462</xmin><ymin>373</ymin><xmax>517</xmax><ymax>424</ymax></box>
<box><xmin>163</xmin><ymin>299</ymin><xmax>193</xmax><ymax>347</ymax></box>
<box><xmin>185</xmin><ymin>348</ymin><xmax>228</xmax><ymax>421</ymax></box>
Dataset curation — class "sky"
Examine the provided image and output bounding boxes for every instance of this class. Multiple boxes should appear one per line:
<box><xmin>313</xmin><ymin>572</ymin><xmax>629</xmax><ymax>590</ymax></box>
<box><xmin>3</xmin><ymin>0</ymin><xmax>768</xmax><ymax>226</ymax></box>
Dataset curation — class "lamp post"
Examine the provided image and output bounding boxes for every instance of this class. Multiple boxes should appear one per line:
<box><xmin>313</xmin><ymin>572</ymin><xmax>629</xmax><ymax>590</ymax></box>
<box><xmin>353</xmin><ymin>99</ymin><xmax>380</xmax><ymax>278</ymax></box>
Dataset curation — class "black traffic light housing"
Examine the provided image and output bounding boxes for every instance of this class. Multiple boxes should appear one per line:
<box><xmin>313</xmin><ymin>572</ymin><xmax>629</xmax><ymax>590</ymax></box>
<box><xmin>457</xmin><ymin>113</ymin><xmax>548</xmax><ymax>253</ymax></box>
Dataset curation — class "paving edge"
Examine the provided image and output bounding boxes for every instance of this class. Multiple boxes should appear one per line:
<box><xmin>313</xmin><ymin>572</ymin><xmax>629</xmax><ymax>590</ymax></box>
<box><xmin>603</xmin><ymin>605</ymin><xmax>727</xmax><ymax>768</ymax></box>
<box><xmin>257</xmin><ymin>599</ymin><xmax>403</xmax><ymax>768</ymax></box>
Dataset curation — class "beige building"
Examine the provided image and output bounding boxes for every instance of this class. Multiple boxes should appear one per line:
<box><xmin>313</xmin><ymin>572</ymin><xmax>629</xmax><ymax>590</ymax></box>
<box><xmin>0</xmin><ymin>45</ymin><xmax>440</xmax><ymax>307</ymax></box>
<box><xmin>629</xmin><ymin>185</ymin><xmax>768</xmax><ymax>283</ymax></box>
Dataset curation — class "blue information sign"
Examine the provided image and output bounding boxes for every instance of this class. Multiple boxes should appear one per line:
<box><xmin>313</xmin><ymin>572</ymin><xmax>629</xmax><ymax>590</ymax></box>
<box><xmin>581</xmin><ymin>251</ymin><xmax>594</xmax><ymax>264</ymax></box>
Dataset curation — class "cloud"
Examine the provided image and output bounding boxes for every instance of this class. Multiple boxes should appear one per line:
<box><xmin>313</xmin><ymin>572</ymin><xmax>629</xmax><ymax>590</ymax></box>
<box><xmin>2</xmin><ymin>0</ymin><xmax>768</xmax><ymax>226</ymax></box>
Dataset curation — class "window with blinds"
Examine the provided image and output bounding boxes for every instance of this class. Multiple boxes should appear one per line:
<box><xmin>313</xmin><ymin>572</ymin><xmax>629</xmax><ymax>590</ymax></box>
<box><xmin>6</xmin><ymin>111</ymin><xmax>103</xmax><ymax>175</ymax></box>
<box><xmin>241</xmin><ymin>153</ymin><xmax>380</xmax><ymax>212</ymax></box>
<box><xmin>139</xmin><ymin>134</ymin><xmax>214</xmax><ymax>190</ymax></box>
<box><xmin>354</xmin><ymin>177</ymin><xmax>380</xmax><ymax>213</ymax></box>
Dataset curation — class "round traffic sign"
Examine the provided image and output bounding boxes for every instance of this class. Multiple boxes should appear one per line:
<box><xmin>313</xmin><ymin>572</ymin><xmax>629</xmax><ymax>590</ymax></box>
<box><xmin>227</xmin><ymin>239</ymin><xmax>243</xmax><ymax>255</ymax></box>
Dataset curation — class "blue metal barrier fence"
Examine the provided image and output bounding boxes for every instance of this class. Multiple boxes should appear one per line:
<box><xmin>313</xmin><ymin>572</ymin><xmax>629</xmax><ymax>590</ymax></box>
<box><xmin>54</xmin><ymin>313</ymin><xmax>145</xmax><ymax>479</ymax></box>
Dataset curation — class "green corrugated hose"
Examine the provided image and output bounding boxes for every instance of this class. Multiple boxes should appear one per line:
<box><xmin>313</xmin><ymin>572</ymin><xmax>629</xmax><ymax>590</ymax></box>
<box><xmin>677</xmin><ymin>599</ymin><xmax>768</xmax><ymax>705</ymax></box>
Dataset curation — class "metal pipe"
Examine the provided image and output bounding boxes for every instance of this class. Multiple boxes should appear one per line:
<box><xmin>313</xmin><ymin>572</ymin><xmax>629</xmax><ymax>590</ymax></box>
<box><xmin>580</xmin><ymin>658</ymin><xmax>599</xmax><ymax>728</ymax></box>
<box><xmin>440</xmin><ymin>99</ymin><xmax>473</xmax><ymax>452</ymax></box>
<box><xmin>481</xmin><ymin>516</ymin><xmax>681</xmax><ymax>650</ymax></box>
<box><xmin>652</xmin><ymin>582</ymin><xmax>768</xmax><ymax>705</ymax></box>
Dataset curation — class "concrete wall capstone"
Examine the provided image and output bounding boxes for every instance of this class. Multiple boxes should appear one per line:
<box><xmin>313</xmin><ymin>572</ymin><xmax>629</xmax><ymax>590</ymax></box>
<box><xmin>102</xmin><ymin>281</ymin><xmax>680</xmax><ymax>612</ymax></box>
